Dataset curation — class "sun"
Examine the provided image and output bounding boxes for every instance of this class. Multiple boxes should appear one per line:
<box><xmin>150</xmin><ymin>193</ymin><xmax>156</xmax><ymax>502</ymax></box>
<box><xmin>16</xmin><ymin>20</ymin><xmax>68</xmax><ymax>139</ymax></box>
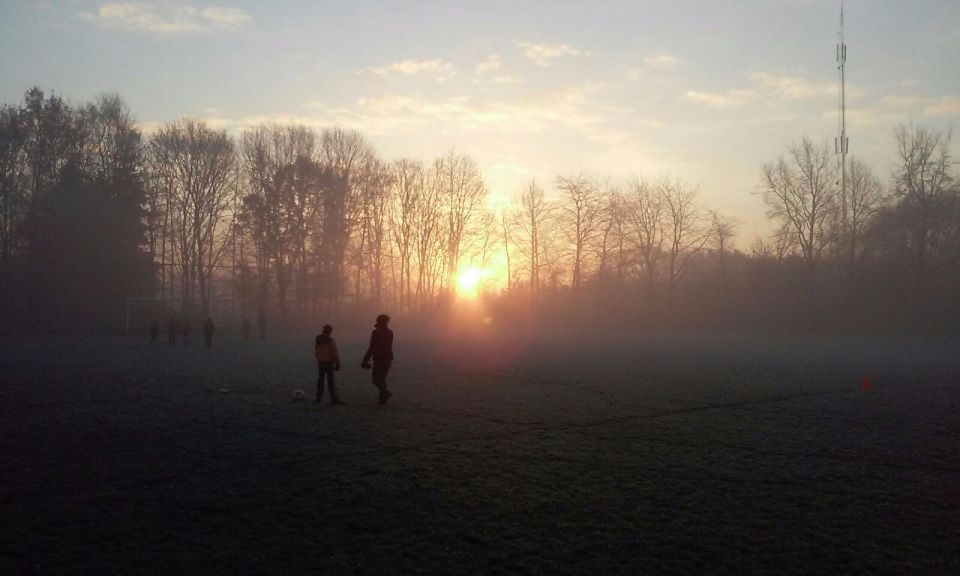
<box><xmin>456</xmin><ymin>267</ymin><xmax>486</xmax><ymax>297</ymax></box>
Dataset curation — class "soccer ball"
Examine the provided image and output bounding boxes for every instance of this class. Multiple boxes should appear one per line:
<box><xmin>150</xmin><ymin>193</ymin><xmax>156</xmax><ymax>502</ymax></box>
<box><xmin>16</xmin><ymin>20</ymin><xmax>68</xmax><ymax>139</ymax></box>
<box><xmin>293</xmin><ymin>389</ymin><xmax>305</xmax><ymax>401</ymax></box>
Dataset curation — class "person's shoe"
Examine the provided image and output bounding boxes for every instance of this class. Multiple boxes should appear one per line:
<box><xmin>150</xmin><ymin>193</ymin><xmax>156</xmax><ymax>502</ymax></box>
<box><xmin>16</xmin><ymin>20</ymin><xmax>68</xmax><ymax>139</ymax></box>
<box><xmin>314</xmin><ymin>397</ymin><xmax>322</xmax><ymax>404</ymax></box>
<box><xmin>380</xmin><ymin>391</ymin><xmax>393</xmax><ymax>404</ymax></box>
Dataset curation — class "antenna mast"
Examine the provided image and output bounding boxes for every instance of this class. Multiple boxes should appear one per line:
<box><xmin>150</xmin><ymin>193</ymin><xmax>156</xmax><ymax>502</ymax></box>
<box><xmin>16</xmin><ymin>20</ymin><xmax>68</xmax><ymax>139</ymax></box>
<box><xmin>836</xmin><ymin>1</ymin><xmax>848</xmax><ymax>224</ymax></box>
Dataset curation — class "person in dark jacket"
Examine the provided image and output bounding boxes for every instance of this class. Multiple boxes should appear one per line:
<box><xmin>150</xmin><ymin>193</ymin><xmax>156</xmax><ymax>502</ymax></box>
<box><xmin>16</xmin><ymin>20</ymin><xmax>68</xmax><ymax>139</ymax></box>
<box><xmin>167</xmin><ymin>318</ymin><xmax>178</xmax><ymax>346</ymax></box>
<box><xmin>204</xmin><ymin>317</ymin><xmax>215</xmax><ymax>349</ymax></box>
<box><xmin>182</xmin><ymin>320</ymin><xmax>192</xmax><ymax>345</ymax></box>
<box><xmin>361</xmin><ymin>314</ymin><xmax>394</xmax><ymax>404</ymax></box>
<box><xmin>314</xmin><ymin>325</ymin><xmax>343</xmax><ymax>405</ymax></box>
<box><xmin>258</xmin><ymin>308</ymin><xmax>267</xmax><ymax>340</ymax></box>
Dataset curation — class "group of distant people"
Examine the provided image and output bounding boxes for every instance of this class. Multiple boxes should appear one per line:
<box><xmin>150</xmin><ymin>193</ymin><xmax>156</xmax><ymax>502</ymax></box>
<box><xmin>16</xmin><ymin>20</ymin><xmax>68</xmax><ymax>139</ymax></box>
<box><xmin>147</xmin><ymin>310</ymin><xmax>396</xmax><ymax>406</ymax></box>
<box><xmin>149</xmin><ymin>317</ymin><xmax>216</xmax><ymax>348</ymax></box>
<box><xmin>314</xmin><ymin>314</ymin><xmax>395</xmax><ymax>405</ymax></box>
<box><xmin>148</xmin><ymin>309</ymin><xmax>269</xmax><ymax>348</ymax></box>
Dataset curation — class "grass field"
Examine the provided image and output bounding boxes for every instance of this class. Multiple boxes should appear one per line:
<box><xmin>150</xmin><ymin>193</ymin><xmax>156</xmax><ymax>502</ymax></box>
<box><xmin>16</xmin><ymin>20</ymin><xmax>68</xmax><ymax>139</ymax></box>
<box><xmin>2</xmin><ymin>329</ymin><xmax>959</xmax><ymax>574</ymax></box>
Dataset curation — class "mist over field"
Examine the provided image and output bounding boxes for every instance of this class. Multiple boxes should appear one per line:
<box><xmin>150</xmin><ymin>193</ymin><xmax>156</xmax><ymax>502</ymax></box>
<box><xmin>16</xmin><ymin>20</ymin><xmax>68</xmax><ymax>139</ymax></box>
<box><xmin>2</xmin><ymin>1</ymin><xmax>959</xmax><ymax>573</ymax></box>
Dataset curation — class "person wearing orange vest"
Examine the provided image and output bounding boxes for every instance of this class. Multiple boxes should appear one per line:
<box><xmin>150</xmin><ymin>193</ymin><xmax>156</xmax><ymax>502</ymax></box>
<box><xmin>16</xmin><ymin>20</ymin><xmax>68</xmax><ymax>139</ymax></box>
<box><xmin>314</xmin><ymin>325</ymin><xmax>343</xmax><ymax>405</ymax></box>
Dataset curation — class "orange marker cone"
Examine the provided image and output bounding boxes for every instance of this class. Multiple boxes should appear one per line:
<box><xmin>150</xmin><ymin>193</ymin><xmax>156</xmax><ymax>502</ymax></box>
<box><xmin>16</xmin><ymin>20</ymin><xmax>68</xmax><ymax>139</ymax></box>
<box><xmin>862</xmin><ymin>376</ymin><xmax>871</xmax><ymax>390</ymax></box>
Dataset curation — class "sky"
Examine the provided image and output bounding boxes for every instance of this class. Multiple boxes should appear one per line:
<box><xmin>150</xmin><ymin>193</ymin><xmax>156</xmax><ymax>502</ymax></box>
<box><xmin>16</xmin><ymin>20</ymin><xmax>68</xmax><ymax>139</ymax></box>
<box><xmin>1</xmin><ymin>0</ymin><xmax>958</xmax><ymax>240</ymax></box>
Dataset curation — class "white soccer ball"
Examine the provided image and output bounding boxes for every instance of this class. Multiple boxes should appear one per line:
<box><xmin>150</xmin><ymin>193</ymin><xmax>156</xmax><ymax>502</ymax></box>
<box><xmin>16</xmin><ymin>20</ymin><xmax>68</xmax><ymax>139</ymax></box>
<box><xmin>293</xmin><ymin>389</ymin><xmax>305</xmax><ymax>401</ymax></box>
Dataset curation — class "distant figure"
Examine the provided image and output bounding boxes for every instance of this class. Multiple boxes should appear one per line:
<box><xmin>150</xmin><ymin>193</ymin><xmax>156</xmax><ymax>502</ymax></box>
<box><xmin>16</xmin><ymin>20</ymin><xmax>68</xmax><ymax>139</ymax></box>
<box><xmin>242</xmin><ymin>318</ymin><xmax>252</xmax><ymax>340</ymax></box>
<box><xmin>361</xmin><ymin>314</ymin><xmax>394</xmax><ymax>405</ymax></box>
<box><xmin>314</xmin><ymin>325</ymin><xmax>343</xmax><ymax>405</ymax></box>
<box><xmin>181</xmin><ymin>320</ymin><xmax>192</xmax><ymax>345</ymax></box>
<box><xmin>149</xmin><ymin>320</ymin><xmax>159</xmax><ymax>344</ymax></box>
<box><xmin>204</xmin><ymin>317</ymin><xmax>215</xmax><ymax>349</ymax></box>
<box><xmin>258</xmin><ymin>308</ymin><xmax>267</xmax><ymax>340</ymax></box>
<box><xmin>167</xmin><ymin>318</ymin><xmax>177</xmax><ymax>346</ymax></box>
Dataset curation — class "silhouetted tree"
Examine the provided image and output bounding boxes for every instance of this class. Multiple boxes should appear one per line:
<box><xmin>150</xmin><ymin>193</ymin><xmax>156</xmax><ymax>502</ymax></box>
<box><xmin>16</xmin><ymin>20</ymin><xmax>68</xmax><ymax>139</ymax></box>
<box><xmin>760</xmin><ymin>137</ymin><xmax>838</xmax><ymax>279</ymax></box>
<box><xmin>892</xmin><ymin>124</ymin><xmax>955</xmax><ymax>290</ymax></box>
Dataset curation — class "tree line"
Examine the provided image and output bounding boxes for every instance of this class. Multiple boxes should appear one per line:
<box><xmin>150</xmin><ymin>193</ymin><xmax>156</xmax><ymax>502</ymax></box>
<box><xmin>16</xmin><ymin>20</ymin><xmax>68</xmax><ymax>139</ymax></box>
<box><xmin>1</xmin><ymin>87</ymin><xmax>957</xmax><ymax>334</ymax></box>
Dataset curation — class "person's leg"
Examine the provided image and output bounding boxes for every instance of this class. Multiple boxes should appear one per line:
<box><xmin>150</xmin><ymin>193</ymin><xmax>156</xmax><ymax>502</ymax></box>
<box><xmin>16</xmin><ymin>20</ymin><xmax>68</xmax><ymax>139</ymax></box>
<box><xmin>316</xmin><ymin>363</ymin><xmax>324</xmax><ymax>402</ymax></box>
<box><xmin>372</xmin><ymin>362</ymin><xmax>386</xmax><ymax>392</ymax></box>
<box><xmin>327</xmin><ymin>366</ymin><xmax>341</xmax><ymax>404</ymax></box>
<box><xmin>374</xmin><ymin>360</ymin><xmax>393</xmax><ymax>403</ymax></box>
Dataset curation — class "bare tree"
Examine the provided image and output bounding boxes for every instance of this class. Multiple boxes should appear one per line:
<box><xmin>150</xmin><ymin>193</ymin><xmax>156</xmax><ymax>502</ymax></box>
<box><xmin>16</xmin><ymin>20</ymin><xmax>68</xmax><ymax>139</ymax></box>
<box><xmin>361</xmin><ymin>159</ymin><xmax>393</xmax><ymax>308</ymax></box>
<box><xmin>660</xmin><ymin>177</ymin><xmax>711</xmax><ymax>298</ymax></box>
<box><xmin>555</xmin><ymin>173</ymin><xmax>604</xmax><ymax>310</ymax></box>
<box><xmin>511</xmin><ymin>180</ymin><xmax>554</xmax><ymax>305</ymax></box>
<box><xmin>625</xmin><ymin>176</ymin><xmax>664</xmax><ymax>293</ymax></box>
<box><xmin>709</xmin><ymin>210</ymin><xmax>739</xmax><ymax>283</ymax></box>
<box><xmin>239</xmin><ymin>124</ymin><xmax>317</xmax><ymax>312</ymax></box>
<box><xmin>319</xmin><ymin>128</ymin><xmax>378</xmax><ymax>313</ymax></box>
<box><xmin>500</xmin><ymin>208</ymin><xmax>513</xmax><ymax>293</ymax></box>
<box><xmin>892</xmin><ymin>124</ymin><xmax>954</xmax><ymax>288</ymax></box>
<box><xmin>760</xmin><ymin>137</ymin><xmax>838</xmax><ymax>278</ymax></box>
<box><xmin>413</xmin><ymin>163</ymin><xmax>446</xmax><ymax>311</ymax></box>
<box><xmin>842</xmin><ymin>157</ymin><xmax>885</xmax><ymax>272</ymax></box>
<box><xmin>436</xmin><ymin>150</ymin><xmax>486</xmax><ymax>288</ymax></box>
<box><xmin>0</xmin><ymin>105</ymin><xmax>28</xmax><ymax>267</ymax></box>
<box><xmin>390</xmin><ymin>158</ymin><xmax>422</xmax><ymax>313</ymax></box>
<box><xmin>151</xmin><ymin>119</ymin><xmax>236</xmax><ymax>317</ymax></box>
<box><xmin>605</xmin><ymin>189</ymin><xmax>631</xmax><ymax>298</ymax></box>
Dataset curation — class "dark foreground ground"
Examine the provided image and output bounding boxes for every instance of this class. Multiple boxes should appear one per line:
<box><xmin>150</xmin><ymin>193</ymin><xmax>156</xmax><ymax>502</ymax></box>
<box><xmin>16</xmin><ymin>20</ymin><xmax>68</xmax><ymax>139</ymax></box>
<box><xmin>1</xmin><ymin>329</ymin><xmax>959</xmax><ymax>574</ymax></box>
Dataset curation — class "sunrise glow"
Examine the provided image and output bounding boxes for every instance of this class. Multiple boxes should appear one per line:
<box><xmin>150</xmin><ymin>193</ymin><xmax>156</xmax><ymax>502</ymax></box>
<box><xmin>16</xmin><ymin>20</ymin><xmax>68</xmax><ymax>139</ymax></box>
<box><xmin>456</xmin><ymin>267</ymin><xmax>486</xmax><ymax>298</ymax></box>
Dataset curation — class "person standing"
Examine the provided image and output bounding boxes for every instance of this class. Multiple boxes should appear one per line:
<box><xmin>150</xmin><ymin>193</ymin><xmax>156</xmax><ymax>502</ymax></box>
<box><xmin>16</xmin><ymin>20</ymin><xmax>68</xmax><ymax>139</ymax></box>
<box><xmin>258</xmin><ymin>308</ymin><xmax>267</xmax><ymax>340</ymax></box>
<box><xmin>361</xmin><ymin>314</ymin><xmax>394</xmax><ymax>405</ymax></box>
<box><xmin>149</xmin><ymin>320</ymin><xmax>159</xmax><ymax>344</ymax></box>
<box><xmin>204</xmin><ymin>317</ymin><xmax>215</xmax><ymax>349</ymax></box>
<box><xmin>167</xmin><ymin>318</ymin><xmax>177</xmax><ymax>346</ymax></box>
<box><xmin>314</xmin><ymin>325</ymin><xmax>343</xmax><ymax>405</ymax></box>
<box><xmin>182</xmin><ymin>320</ymin><xmax>192</xmax><ymax>345</ymax></box>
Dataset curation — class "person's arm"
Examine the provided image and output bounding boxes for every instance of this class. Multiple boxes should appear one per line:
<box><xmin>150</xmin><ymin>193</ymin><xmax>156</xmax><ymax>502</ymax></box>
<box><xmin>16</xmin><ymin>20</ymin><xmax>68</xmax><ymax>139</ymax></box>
<box><xmin>331</xmin><ymin>339</ymin><xmax>341</xmax><ymax>369</ymax></box>
<box><xmin>361</xmin><ymin>331</ymin><xmax>376</xmax><ymax>367</ymax></box>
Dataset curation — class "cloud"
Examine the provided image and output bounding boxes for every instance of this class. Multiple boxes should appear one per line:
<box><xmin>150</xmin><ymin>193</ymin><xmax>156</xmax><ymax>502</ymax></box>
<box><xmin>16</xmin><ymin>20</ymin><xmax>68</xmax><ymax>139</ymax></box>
<box><xmin>290</xmin><ymin>83</ymin><xmax>615</xmax><ymax>138</ymax></box>
<box><xmin>203</xmin><ymin>116</ymin><xmax>235</xmax><ymax>129</ymax></box>
<box><xmin>200</xmin><ymin>6</ymin><xmax>249</xmax><ymax>28</ymax></box>
<box><xmin>474</xmin><ymin>55</ymin><xmax>501</xmax><ymax>75</ymax></box>
<box><xmin>684</xmin><ymin>89</ymin><xmax>757</xmax><ymax>109</ymax></box>
<box><xmin>136</xmin><ymin>120</ymin><xmax>162</xmax><ymax>135</ymax></box>
<box><xmin>492</xmin><ymin>75</ymin><xmax>523</xmax><ymax>84</ymax></box>
<box><xmin>359</xmin><ymin>59</ymin><xmax>457</xmax><ymax>82</ymax></box>
<box><xmin>643</xmin><ymin>51</ymin><xmax>679</xmax><ymax>68</ymax></box>
<box><xmin>879</xmin><ymin>94</ymin><xmax>925</xmax><ymax>109</ymax></box>
<box><xmin>924</xmin><ymin>96</ymin><xmax>960</xmax><ymax>117</ymax></box>
<box><xmin>515</xmin><ymin>41</ymin><xmax>590</xmax><ymax>66</ymax></box>
<box><xmin>900</xmin><ymin>79</ymin><xmax>917</xmax><ymax>88</ymax></box>
<box><xmin>749</xmin><ymin>72</ymin><xmax>839</xmax><ymax>99</ymax></box>
<box><xmin>78</xmin><ymin>3</ymin><xmax>251</xmax><ymax>34</ymax></box>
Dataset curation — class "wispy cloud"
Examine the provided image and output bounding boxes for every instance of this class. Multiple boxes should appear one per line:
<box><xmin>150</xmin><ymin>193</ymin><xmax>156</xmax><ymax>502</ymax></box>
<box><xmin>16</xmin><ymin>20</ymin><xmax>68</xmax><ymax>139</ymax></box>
<box><xmin>749</xmin><ymin>72</ymin><xmax>839</xmax><ymax>100</ymax></box>
<box><xmin>924</xmin><ymin>96</ymin><xmax>960</xmax><ymax>117</ymax></box>
<box><xmin>474</xmin><ymin>55</ymin><xmax>501</xmax><ymax>75</ymax></box>
<box><xmin>684</xmin><ymin>89</ymin><xmax>756</xmax><ymax>109</ymax></box>
<box><xmin>78</xmin><ymin>3</ymin><xmax>250</xmax><ymax>34</ymax></box>
<box><xmin>359</xmin><ymin>59</ymin><xmax>457</xmax><ymax>82</ymax></box>
<box><xmin>879</xmin><ymin>94</ymin><xmax>925</xmax><ymax>109</ymax></box>
<box><xmin>515</xmin><ymin>41</ymin><xmax>590</xmax><ymax>66</ymax></box>
<box><xmin>643</xmin><ymin>51</ymin><xmax>679</xmax><ymax>68</ymax></box>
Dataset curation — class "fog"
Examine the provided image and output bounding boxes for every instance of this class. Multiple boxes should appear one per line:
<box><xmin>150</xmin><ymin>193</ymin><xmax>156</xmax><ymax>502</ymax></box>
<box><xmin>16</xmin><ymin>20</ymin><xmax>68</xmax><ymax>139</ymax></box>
<box><xmin>1</xmin><ymin>90</ymin><xmax>959</xmax><ymax>337</ymax></box>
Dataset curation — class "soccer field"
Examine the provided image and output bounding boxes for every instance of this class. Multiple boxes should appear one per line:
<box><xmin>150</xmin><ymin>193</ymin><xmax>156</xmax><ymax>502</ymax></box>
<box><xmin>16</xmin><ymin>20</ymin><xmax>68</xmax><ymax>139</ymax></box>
<box><xmin>2</xmin><ymin>331</ymin><xmax>958</xmax><ymax>574</ymax></box>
